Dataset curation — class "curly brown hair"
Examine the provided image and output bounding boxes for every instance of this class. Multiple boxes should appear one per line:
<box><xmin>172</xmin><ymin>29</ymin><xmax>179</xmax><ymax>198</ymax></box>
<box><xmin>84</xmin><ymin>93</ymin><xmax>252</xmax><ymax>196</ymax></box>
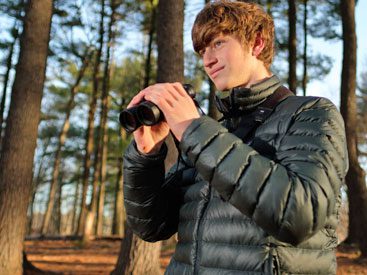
<box><xmin>192</xmin><ymin>0</ymin><xmax>275</xmax><ymax>70</ymax></box>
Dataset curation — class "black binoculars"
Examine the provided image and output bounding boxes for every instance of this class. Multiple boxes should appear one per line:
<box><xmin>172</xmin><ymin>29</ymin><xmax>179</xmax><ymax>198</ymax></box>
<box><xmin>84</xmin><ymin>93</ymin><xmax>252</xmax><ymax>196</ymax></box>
<box><xmin>119</xmin><ymin>84</ymin><xmax>195</xmax><ymax>133</ymax></box>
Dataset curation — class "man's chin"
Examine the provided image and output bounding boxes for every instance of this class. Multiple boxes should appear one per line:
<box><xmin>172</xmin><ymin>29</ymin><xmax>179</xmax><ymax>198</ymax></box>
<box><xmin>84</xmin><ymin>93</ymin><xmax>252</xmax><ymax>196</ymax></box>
<box><xmin>211</xmin><ymin>79</ymin><xmax>228</xmax><ymax>91</ymax></box>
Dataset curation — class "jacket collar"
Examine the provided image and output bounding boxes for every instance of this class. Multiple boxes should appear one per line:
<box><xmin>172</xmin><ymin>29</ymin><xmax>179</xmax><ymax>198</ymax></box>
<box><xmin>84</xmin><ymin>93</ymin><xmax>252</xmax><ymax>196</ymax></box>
<box><xmin>215</xmin><ymin>75</ymin><xmax>282</xmax><ymax>118</ymax></box>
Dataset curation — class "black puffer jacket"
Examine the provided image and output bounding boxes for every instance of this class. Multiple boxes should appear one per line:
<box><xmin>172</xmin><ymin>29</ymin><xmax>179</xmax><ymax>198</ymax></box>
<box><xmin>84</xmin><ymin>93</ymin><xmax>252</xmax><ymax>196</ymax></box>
<box><xmin>123</xmin><ymin>78</ymin><xmax>348</xmax><ymax>274</ymax></box>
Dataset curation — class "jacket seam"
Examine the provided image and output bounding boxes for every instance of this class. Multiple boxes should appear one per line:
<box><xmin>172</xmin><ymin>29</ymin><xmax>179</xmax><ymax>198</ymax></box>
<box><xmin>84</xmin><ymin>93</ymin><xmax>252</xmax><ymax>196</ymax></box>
<box><xmin>197</xmin><ymin>264</ymin><xmax>265</xmax><ymax>274</ymax></box>
<box><xmin>196</xmin><ymin>131</ymin><xmax>220</xmax><ymax>161</ymax></box>
<box><xmin>127</xmin><ymin>213</ymin><xmax>156</xmax><ymax>222</ymax></box>
<box><xmin>178</xmin><ymin>239</ymin><xmax>335</xmax><ymax>252</ymax></box>
<box><xmin>227</xmin><ymin>150</ymin><xmax>257</xmax><ymax>201</ymax></box>
<box><xmin>200</xmin><ymin>240</ymin><xmax>269</xmax><ymax>249</ymax></box>
<box><xmin>209</xmin><ymin>140</ymin><xmax>238</xmax><ymax>184</ymax></box>
<box><xmin>253</xmin><ymin>161</ymin><xmax>275</xmax><ymax>216</ymax></box>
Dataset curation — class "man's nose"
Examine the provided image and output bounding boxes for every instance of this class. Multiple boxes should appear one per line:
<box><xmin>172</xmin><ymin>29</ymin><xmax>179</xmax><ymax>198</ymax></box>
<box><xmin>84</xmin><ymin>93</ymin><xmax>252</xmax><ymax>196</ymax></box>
<box><xmin>203</xmin><ymin>49</ymin><xmax>217</xmax><ymax>68</ymax></box>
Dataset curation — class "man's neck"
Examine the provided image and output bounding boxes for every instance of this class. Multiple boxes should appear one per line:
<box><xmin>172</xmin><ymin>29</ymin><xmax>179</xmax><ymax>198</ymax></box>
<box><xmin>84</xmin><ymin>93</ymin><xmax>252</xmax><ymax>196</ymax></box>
<box><xmin>245</xmin><ymin>69</ymin><xmax>273</xmax><ymax>88</ymax></box>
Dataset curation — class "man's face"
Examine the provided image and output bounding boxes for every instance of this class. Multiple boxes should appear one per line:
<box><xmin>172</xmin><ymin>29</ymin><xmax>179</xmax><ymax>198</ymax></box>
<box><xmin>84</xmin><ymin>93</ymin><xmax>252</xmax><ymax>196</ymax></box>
<box><xmin>200</xmin><ymin>34</ymin><xmax>258</xmax><ymax>91</ymax></box>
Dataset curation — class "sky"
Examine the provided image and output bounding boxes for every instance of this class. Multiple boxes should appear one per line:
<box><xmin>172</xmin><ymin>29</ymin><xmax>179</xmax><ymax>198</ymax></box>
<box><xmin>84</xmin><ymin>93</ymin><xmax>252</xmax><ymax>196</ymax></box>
<box><xmin>183</xmin><ymin>0</ymin><xmax>367</xmax><ymax>108</ymax></box>
<box><xmin>305</xmin><ymin>0</ymin><xmax>367</xmax><ymax>106</ymax></box>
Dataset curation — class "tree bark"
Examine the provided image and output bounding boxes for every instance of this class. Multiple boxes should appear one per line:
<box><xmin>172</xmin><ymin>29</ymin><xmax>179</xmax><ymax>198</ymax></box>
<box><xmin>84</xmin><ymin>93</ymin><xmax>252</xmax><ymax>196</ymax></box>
<box><xmin>156</xmin><ymin>0</ymin><xmax>184</xmax><ymax>84</ymax></box>
<box><xmin>112</xmin><ymin>157</ymin><xmax>124</xmax><ymax>236</ymax></box>
<box><xmin>71</xmin><ymin>180</ymin><xmax>81</xmax><ymax>235</ymax></box>
<box><xmin>49</xmin><ymin>179</ymin><xmax>62</xmax><ymax>235</ymax></box>
<box><xmin>340</xmin><ymin>0</ymin><xmax>367</xmax><ymax>258</ymax></box>
<box><xmin>156</xmin><ymin>0</ymin><xmax>184</xmax><ymax>170</ymax></box>
<box><xmin>27</xmin><ymin>189</ymin><xmax>37</xmax><ymax>236</ymax></box>
<box><xmin>143</xmin><ymin>0</ymin><xmax>156</xmax><ymax>88</ymax></box>
<box><xmin>41</xmin><ymin>49</ymin><xmax>90</xmax><ymax>235</ymax></box>
<box><xmin>111</xmin><ymin>227</ymin><xmax>161</xmax><ymax>275</ymax></box>
<box><xmin>96</xmin><ymin>179</ymin><xmax>106</xmax><ymax>236</ymax></box>
<box><xmin>112</xmin><ymin>0</ymin><xmax>184</xmax><ymax>273</ymax></box>
<box><xmin>0</xmin><ymin>0</ymin><xmax>53</xmax><ymax>274</ymax></box>
<box><xmin>302</xmin><ymin>0</ymin><xmax>308</xmax><ymax>96</ymax></box>
<box><xmin>288</xmin><ymin>0</ymin><xmax>297</xmax><ymax>93</ymax></box>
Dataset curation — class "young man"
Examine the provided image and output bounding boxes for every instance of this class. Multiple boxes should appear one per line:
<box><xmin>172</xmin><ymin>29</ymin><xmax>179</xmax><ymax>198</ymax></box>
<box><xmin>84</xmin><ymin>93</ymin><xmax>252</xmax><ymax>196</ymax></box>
<box><xmin>123</xmin><ymin>1</ymin><xmax>348</xmax><ymax>274</ymax></box>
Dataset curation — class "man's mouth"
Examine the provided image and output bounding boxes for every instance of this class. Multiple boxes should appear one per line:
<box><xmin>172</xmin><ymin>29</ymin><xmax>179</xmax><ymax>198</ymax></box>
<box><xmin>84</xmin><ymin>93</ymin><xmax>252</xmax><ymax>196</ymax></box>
<box><xmin>210</xmin><ymin>66</ymin><xmax>224</xmax><ymax>78</ymax></box>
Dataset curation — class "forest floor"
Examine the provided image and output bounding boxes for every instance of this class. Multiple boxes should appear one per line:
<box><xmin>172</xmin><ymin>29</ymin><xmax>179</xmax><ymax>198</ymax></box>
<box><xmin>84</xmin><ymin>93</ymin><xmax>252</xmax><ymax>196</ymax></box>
<box><xmin>24</xmin><ymin>238</ymin><xmax>367</xmax><ymax>274</ymax></box>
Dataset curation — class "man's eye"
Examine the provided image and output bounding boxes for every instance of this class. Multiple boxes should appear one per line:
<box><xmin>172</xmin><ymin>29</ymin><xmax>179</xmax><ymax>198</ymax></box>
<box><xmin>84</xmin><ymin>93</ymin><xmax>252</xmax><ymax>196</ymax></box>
<box><xmin>199</xmin><ymin>49</ymin><xmax>206</xmax><ymax>56</ymax></box>
<box><xmin>214</xmin><ymin>40</ymin><xmax>223</xmax><ymax>47</ymax></box>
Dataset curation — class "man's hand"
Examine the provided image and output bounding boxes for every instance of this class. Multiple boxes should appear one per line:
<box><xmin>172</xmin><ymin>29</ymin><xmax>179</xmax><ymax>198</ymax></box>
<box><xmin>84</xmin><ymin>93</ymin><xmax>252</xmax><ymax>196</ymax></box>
<box><xmin>127</xmin><ymin>82</ymin><xmax>199</xmax><ymax>154</ymax></box>
<box><xmin>127</xmin><ymin>90</ymin><xmax>170</xmax><ymax>155</ymax></box>
<box><xmin>143</xmin><ymin>83</ymin><xmax>200</xmax><ymax>141</ymax></box>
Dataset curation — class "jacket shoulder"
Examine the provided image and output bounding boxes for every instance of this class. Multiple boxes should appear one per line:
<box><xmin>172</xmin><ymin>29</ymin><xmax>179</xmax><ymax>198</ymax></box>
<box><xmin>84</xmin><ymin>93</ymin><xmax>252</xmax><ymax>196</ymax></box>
<box><xmin>275</xmin><ymin>95</ymin><xmax>338</xmax><ymax>116</ymax></box>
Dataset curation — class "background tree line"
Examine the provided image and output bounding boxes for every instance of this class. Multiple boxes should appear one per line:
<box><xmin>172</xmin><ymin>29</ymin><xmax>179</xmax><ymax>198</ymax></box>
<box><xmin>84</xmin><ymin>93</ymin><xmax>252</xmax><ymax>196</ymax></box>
<box><xmin>0</xmin><ymin>0</ymin><xmax>365</xmax><ymax>274</ymax></box>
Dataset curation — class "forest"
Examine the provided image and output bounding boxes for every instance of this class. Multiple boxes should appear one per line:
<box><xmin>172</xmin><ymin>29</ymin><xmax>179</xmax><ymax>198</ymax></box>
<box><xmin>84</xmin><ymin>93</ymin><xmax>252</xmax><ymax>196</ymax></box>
<box><xmin>0</xmin><ymin>0</ymin><xmax>366</xmax><ymax>274</ymax></box>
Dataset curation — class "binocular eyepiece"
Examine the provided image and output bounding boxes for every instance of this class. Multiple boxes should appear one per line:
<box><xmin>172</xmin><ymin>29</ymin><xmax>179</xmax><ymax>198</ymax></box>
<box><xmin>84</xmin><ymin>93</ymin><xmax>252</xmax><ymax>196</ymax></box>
<box><xmin>119</xmin><ymin>84</ymin><xmax>195</xmax><ymax>133</ymax></box>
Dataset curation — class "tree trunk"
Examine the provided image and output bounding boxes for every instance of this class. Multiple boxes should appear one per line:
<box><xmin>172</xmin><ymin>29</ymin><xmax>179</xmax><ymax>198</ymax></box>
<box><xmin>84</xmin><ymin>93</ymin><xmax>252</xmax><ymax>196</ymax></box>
<box><xmin>27</xmin><ymin>137</ymin><xmax>51</xmax><ymax>236</ymax></box>
<box><xmin>96</xmin><ymin>180</ymin><xmax>106</xmax><ymax>236</ymax></box>
<box><xmin>302</xmin><ymin>0</ymin><xmax>308</xmax><ymax>96</ymax></box>
<box><xmin>340</xmin><ymin>0</ymin><xmax>367</xmax><ymax>258</ymax></box>
<box><xmin>27</xmin><ymin>189</ymin><xmax>37</xmax><ymax>236</ymax></box>
<box><xmin>288</xmin><ymin>0</ymin><xmax>297</xmax><ymax>93</ymax></box>
<box><xmin>0</xmin><ymin>0</ymin><xmax>53</xmax><ymax>274</ymax></box>
<box><xmin>111</xmin><ymin>227</ymin><xmax>161</xmax><ymax>275</ymax></box>
<box><xmin>49</xmin><ymin>180</ymin><xmax>62</xmax><ymax>235</ymax></box>
<box><xmin>265</xmin><ymin>0</ymin><xmax>273</xmax><ymax>15</ymax></box>
<box><xmin>112</xmin><ymin>157</ymin><xmax>124</xmax><ymax>236</ymax></box>
<box><xmin>157</xmin><ymin>0</ymin><xmax>184</xmax><ymax>170</ymax></box>
<box><xmin>71</xmin><ymin>180</ymin><xmax>81</xmax><ymax>235</ymax></box>
<box><xmin>143</xmin><ymin>0</ymin><xmax>156</xmax><ymax>88</ymax></box>
<box><xmin>84</xmin><ymin>128</ymin><xmax>102</xmax><ymax>240</ymax></box>
<box><xmin>77</xmin><ymin>0</ymin><xmax>106</xmax><ymax>236</ymax></box>
<box><xmin>96</xmin><ymin>0</ymin><xmax>118</xmax><ymax>237</ymax></box>
<box><xmin>41</xmin><ymin>49</ymin><xmax>90</xmax><ymax>235</ymax></box>
<box><xmin>112</xmin><ymin>0</ymin><xmax>184</xmax><ymax>273</ymax></box>
<box><xmin>156</xmin><ymin>0</ymin><xmax>184</xmax><ymax>84</ymax></box>
<box><xmin>0</xmin><ymin>24</ymin><xmax>18</xmax><ymax>149</ymax></box>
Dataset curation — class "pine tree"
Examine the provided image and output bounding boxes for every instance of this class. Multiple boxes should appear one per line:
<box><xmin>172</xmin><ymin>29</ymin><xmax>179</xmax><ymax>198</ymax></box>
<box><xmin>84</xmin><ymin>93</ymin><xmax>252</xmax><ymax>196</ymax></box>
<box><xmin>0</xmin><ymin>0</ymin><xmax>53</xmax><ymax>273</ymax></box>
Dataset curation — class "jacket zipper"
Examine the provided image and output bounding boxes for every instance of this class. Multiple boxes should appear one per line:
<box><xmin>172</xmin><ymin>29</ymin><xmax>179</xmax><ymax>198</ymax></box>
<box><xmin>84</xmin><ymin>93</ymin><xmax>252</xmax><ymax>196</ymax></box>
<box><xmin>270</xmin><ymin>244</ymin><xmax>280</xmax><ymax>275</ymax></box>
<box><xmin>193</xmin><ymin>184</ymin><xmax>212</xmax><ymax>275</ymax></box>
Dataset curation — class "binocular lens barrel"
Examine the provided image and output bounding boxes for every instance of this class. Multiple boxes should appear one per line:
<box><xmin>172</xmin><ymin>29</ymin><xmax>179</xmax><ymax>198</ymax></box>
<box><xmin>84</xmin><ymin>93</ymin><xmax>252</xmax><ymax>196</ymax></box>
<box><xmin>137</xmin><ymin>101</ymin><xmax>162</xmax><ymax>126</ymax></box>
<box><xmin>119</xmin><ymin>84</ymin><xmax>195</xmax><ymax>133</ymax></box>
<box><xmin>119</xmin><ymin>106</ymin><xmax>142</xmax><ymax>133</ymax></box>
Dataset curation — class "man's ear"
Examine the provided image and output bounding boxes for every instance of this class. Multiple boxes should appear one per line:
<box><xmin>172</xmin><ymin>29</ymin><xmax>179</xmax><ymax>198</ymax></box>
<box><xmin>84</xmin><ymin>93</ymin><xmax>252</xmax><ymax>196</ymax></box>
<box><xmin>252</xmin><ymin>32</ymin><xmax>265</xmax><ymax>57</ymax></box>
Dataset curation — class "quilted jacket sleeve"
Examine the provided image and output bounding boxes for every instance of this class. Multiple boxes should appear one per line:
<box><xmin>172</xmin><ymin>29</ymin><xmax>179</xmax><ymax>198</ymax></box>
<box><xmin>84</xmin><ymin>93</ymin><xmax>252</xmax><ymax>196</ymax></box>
<box><xmin>180</xmin><ymin>97</ymin><xmax>348</xmax><ymax>245</ymax></box>
<box><xmin>123</xmin><ymin>141</ymin><xmax>185</xmax><ymax>242</ymax></box>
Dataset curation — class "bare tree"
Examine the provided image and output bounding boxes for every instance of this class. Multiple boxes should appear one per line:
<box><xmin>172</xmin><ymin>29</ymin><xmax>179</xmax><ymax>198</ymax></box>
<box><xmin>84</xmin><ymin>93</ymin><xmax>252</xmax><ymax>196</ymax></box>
<box><xmin>302</xmin><ymin>0</ymin><xmax>308</xmax><ymax>96</ymax></box>
<box><xmin>112</xmin><ymin>157</ymin><xmax>124</xmax><ymax>235</ymax></box>
<box><xmin>41</xmin><ymin>49</ymin><xmax>91</xmax><ymax>235</ymax></box>
<box><xmin>111</xmin><ymin>0</ymin><xmax>184</xmax><ymax>273</ymax></box>
<box><xmin>143</xmin><ymin>0</ymin><xmax>157</xmax><ymax>88</ymax></box>
<box><xmin>95</xmin><ymin>0</ymin><xmax>119</xmax><ymax>236</ymax></box>
<box><xmin>77</xmin><ymin>0</ymin><xmax>106</xmax><ymax>237</ymax></box>
<box><xmin>0</xmin><ymin>0</ymin><xmax>53</xmax><ymax>273</ymax></box>
<box><xmin>339</xmin><ymin>0</ymin><xmax>367</xmax><ymax>258</ymax></box>
<box><xmin>288</xmin><ymin>0</ymin><xmax>297</xmax><ymax>93</ymax></box>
